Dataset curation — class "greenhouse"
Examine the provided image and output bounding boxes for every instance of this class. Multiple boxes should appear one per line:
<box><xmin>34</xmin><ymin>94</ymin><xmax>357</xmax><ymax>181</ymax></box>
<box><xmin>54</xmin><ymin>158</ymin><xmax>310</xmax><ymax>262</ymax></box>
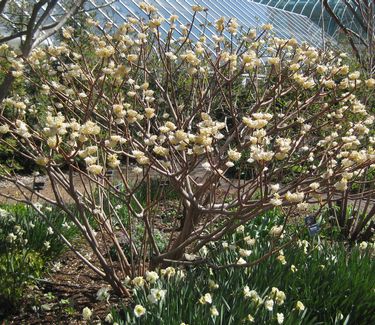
<box><xmin>252</xmin><ymin>0</ymin><xmax>363</xmax><ymax>36</ymax></box>
<box><xmin>78</xmin><ymin>0</ymin><xmax>336</xmax><ymax>48</ymax></box>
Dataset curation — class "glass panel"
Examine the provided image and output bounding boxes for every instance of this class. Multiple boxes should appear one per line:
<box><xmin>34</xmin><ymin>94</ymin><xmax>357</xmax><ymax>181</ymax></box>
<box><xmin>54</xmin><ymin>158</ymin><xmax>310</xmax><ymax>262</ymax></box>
<box><xmin>52</xmin><ymin>0</ymin><xmax>336</xmax><ymax>49</ymax></box>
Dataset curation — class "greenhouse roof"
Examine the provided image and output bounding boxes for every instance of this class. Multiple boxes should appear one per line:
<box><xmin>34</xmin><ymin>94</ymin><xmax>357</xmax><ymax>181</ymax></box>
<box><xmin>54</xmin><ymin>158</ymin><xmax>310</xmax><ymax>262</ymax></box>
<box><xmin>251</xmin><ymin>0</ymin><xmax>362</xmax><ymax>37</ymax></box>
<box><xmin>50</xmin><ymin>0</ymin><xmax>336</xmax><ymax>49</ymax></box>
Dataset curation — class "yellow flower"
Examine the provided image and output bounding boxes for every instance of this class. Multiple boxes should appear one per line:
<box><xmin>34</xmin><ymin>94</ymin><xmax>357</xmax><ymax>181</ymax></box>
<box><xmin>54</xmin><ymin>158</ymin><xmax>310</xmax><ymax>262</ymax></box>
<box><xmin>262</xmin><ymin>23</ymin><xmax>273</xmax><ymax>31</ymax></box>
<box><xmin>365</xmin><ymin>78</ymin><xmax>375</xmax><ymax>88</ymax></box>
<box><xmin>296</xmin><ymin>301</ymin><xmax>305</xmax><ymax>311</ymax></box>
<box><xmin>348</xmin><ymin>71</ymin><xmax>360</xmax><ymax>80</ymax></box>
<box><xmin>285</xmin><ymin>191</ymin><xmax>304</xmax><ymax>203</ymax></box>
<box><xmin>192</xmin><ymin>5</ymin><xmax>204</xmax><ymax>12</ymax></box>
<box><xmin>0</xmin><ymin>124</ymin><xmax>10</xmax><ymax>134</ymax></box>
<box><xmin>96</xmin><ymin>46</ymin><xmax>115</xmax><ymax>58</ymax></box>
<box><xmin>247</xmin><ymin>314</ymin><xmax>255</xmax><ymax>322</ymax></box>
<box><xmin>228</xmin><ymin>149</ymin><xmax>241</xmax><ymax>161</ymax></box>
<box><xmin>153</xmin><ymin>145</ymin><xmax>169</xmax><ymax>157</ymax></box>
<box><xmin>127</xmin><ymin>54</ymin><xmax>138</xmax><ymax>62</ymax></box>
<box><xmin>35</xmin><ymin>156</ymin><xmax>49</xmax><ymax>166</ymax></box>
<box><xmin>145</xmin><ymin>107</ymin><xmax>155</xmax><ymax>119</ymax></box>
<box><xmin>132</xmin><ymin>276</ymin><xmax>145</xmax><ymax>287</ymax></box>
<box><xmin>87</xmin><ymin>164</ymin><xmax>103</xmax><ymax>175</ymax></box>
<box><xmin>334</xmin><ymin>178</ymin><xmax>348</xmax><ymax>191</ymax></box>
<box><xmin>268</xmin><ymin>57</ymin><xmax>280</xmax><ymax>65</ymax></box>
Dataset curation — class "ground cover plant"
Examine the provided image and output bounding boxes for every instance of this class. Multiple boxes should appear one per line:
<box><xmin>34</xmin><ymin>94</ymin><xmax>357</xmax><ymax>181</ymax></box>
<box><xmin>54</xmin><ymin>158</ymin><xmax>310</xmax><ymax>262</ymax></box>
<box><xmin>113</xmin><ymin>212</ymin><xmax>375</xmax><ymax>324</ymax></box>
<box><xmin>0</xmin><ymin>203</ymin><xmax>78</xmax><ymax>316</ymax></box>
<box><xmin>0</xmin><ymin>0</ymin><xmax>374</xmax><ymax>307</ymax></box>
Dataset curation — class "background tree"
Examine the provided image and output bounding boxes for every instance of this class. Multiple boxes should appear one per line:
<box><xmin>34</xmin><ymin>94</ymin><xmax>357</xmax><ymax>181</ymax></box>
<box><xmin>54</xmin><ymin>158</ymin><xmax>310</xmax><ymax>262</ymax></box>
<box><xmin>0</xmin><ymin>0</ymin><xmax>86</xmax><ymax>102</ymax></box>
<box><xmin>322</xmin><ymin>0</ymin><xmax>375</xmax><ymax>76</ymax></box>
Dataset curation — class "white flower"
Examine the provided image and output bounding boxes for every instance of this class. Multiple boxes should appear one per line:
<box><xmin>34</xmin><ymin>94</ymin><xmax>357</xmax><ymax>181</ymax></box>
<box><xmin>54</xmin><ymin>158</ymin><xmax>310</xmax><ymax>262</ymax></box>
<box><xmin>6</xmin><ymin>233</ymin><xmax>17</xmax><ymax>243</ymax></box>
<box><xmin>268</xmin><ymin>57</ymin><xmax>280</xmax><ymax>65</ymax></box>
<box><xmin>133</xmin><ymin>166</ymin><xmax>143</xmax><ymax>175</ymax></box>
<box><xmin>82</xmin><ymin>307</ymin><xmax>92</xmax><ymax>320</ymax></box>
<box><xmin>202</xmin><ymin>161</ymin><xmax>211</xmax><ymax>171</ymax></box>
<box><xmin>270</xmin><ymin>195</ymin><xmax>282</xmax><ymax>206</ymax></box>
<box><xmin>44</xmin><ymin>241</ymin><xmax>50</xmax><ymax>250</ymax></box>
<box><xmin>147</xmin><ymin>288</ymin><xmax>166</xmax><ymax>304</ymax></box>
<box><xmin>272</xmin><ymin>287</ymin><xmax>286</xmax><ymax>304</ymax></box>
<box><xmin>199</xmin><ymin>293</ymin><xmax>212</xmax><ymax>304</ymax></box>
<box><xmin>237</xmin><ymin>257</ymin><xmax>247</xmax><ymax>265</ymax></box>
<box><xmin>47</xmin><ymin>227</ymin><xmax>54</xmax><ymax>235</ymax></box>
<box><xmin>62</xmin><ymin>222</ymin><xmax>71</xmax><ymax>229</ymax></box>
<box><xmin>134</xmin><ymin>304</ymin><xmax>146</xmax><ymax>317</ymax></box>
<box><xmin>200</xmin><ymin>245</ymin><xmax>209</xmax><ymax>257</ymax></box>
<box><xmin>359</xmin><ymin>241</ymin><xmax>368</xmax><ymax>250</ymax></box>
<box><xmin>244</xmin><ymin>236</ymin><xmax>256</xmax><ymax>246</ymax></box>
<box><xmin>239</xmin><ymin>248</ymin><xmax>251</xmax><ymax>257</ymax></box>
<box><xmin>270</xmin><ymin>183</ymin><xmax>280</xmax><ymax>193</ymax></box>
<box><xmin>51</xmin><ymin>262</ymin><xmax>62</xmax><ymax>272</ymax></box>
<box><xmin>105</xmin><ymin>313</ymin><xmax>114</xmax><ymax>323</ymax></box>
<box><xmin>269</xmin><ymin>225</ymin><xmax>283</xmax><ymax>237</ymax></box>
<box><xmin>210</xmin><ymin>306</ymin><xmax>219</xmax><ymax>317</ymax></box>
<box><xmin>264</xmin><ymin>299</ymin><xmax>274</xmax><ymax>311</ymax></box>
<box><xmin>309</xmin><ymin>182</ymin><xmax>320</xmax><ymax>190</ymax></box>
<box><xmin>277</xmin><ymin>312</ymin><xmax>284</xmax><ymax>324</ymax></box>
<box><xmin>96</xmin><ymin>287</ymin><xmax>110</xmax><ymax>302</ymax></box>
<box><xmin>365</xmin><ymin>78</ymin><xmax>375</xmax><ymax>88</ymax></box>
<box><xmin>184</xmin><ymin>253</ymin><xmax>198</xmax><ymax>261</ymax></box>
<box><xmin>243</xmin><ymin>286</ymin><xmax>259</xmax><ymax>300</ymax></box>
<box><xmin>145</xmin><ymin>271</ymin><xmax>159</xmax><ymax>283</ymax></box>
<box><xmin>236</xmin><ymin>225</ymin><xmax>245</xmax><ymax>233</ymax></box>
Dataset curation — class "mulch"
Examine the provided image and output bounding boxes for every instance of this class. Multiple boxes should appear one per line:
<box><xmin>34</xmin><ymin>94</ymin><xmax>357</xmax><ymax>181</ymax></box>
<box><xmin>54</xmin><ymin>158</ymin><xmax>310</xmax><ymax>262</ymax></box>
<box><xmin>3</xmin><ymin>245</ymin><xmax>128</xmax><ymax>325</ymax></box>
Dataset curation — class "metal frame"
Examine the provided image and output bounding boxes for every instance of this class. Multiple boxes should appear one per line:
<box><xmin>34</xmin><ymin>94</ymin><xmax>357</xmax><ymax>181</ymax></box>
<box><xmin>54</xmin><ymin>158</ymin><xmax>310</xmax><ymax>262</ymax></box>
<box><xmin>4</xmin><ymin>0</ymin><xmax>334</xmax><ymax>49</ymax></box>
<box><xmin>251</xmin><ymin>0</ymin><xmax>361</xmax><ymax>36</ymax></box>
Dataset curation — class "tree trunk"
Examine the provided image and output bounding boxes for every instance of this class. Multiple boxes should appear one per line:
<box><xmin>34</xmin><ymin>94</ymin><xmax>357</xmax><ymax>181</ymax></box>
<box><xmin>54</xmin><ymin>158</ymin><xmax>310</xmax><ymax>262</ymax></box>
<box><xmin>0</xmin><ymin>72</ymin><xmax>14</xmax><ymax>103</ymax></box>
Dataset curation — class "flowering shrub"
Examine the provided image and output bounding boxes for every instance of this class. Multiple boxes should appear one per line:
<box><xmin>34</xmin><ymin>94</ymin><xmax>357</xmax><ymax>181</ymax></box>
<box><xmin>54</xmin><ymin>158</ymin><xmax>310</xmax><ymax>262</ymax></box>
<box><xmin>0</xmin><ymin>3</ymin><xmax>374</xmax><ymax>295</ymax></box>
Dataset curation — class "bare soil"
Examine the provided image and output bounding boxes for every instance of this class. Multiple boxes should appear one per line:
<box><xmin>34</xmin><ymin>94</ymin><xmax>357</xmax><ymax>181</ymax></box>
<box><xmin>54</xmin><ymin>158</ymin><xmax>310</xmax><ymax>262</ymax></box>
<box><xmin>4</xmin><ymin>241</ymin><xmax>127</xmax><ymax>325</ymax></box>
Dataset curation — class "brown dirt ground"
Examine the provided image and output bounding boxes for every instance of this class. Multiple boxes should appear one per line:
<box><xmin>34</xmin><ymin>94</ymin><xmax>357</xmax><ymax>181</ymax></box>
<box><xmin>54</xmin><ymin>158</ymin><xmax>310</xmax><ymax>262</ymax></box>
<box><xmin>4</xmin><ymin>239</ymin><xmax>129</xmax><ymax>325</ymax></box>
